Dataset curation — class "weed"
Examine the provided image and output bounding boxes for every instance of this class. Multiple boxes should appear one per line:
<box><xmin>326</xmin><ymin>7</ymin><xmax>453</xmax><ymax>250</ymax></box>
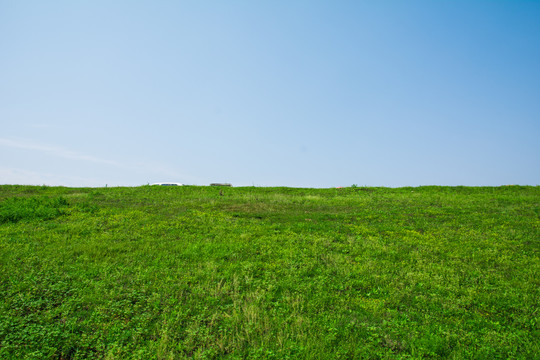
<box><xmin>0</xmin><ymin>196</ymin><xmax>69</xmax><ymax>224</ymax></box>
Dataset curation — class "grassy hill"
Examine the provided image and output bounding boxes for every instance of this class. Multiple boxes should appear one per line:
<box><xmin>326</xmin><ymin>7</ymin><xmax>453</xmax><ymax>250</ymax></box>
<box><xmin>0</xmin><ymin>185</ymin><xmax>538</xmax><ymax>359</ymax></box>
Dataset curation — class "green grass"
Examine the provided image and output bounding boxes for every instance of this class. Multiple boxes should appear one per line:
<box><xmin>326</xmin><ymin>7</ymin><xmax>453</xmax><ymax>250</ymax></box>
<box><xmin>0</xmin><ymin>185</ymin><xmax>538</xmax><ymax>359</ymax></box>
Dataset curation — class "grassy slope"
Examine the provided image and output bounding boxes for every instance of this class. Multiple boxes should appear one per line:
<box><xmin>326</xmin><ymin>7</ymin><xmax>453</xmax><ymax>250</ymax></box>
<box><xmin>0</xmin><ymin>185</ymin><xmax>538</xmax><ymax>359</ymax></box>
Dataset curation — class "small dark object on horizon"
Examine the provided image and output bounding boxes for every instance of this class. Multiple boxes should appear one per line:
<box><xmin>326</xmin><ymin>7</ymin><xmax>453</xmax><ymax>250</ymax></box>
<box><xmin>210</xmin><ymin>183</ymin><xmax>232</xmax><ymax>187</ymax></box>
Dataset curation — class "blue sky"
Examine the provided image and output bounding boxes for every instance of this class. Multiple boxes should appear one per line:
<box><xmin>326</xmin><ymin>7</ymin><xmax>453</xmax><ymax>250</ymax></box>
<box><xmin>1</xmin><ymin>0</ymin><xmax>539</xmax><ymax>187</ymax></box>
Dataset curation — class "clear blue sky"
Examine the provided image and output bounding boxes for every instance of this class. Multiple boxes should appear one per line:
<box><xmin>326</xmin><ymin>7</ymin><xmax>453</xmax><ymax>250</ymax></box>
<box><xmin>1</xmin><ymin>0</ymin><xmax>539</xmax><ymax>187</ymax></box>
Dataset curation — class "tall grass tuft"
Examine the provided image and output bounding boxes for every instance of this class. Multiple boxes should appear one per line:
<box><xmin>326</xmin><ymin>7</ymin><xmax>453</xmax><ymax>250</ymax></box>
<box><xmin>0</xmin><ymin>196</ymin><xmax>69</xmax><ymax>224</ymax></box>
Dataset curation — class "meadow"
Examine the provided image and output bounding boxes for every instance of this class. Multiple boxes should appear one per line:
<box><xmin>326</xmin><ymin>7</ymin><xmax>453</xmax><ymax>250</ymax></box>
<box><xmin>0</xmin><ymin>185</ymin><xmax>538</xmax><ymax>359</ymax></box>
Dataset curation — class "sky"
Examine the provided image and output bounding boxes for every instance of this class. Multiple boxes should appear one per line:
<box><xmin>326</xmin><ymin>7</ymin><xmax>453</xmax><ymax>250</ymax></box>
<box><xmin>1</xmin><ymin>0</ymin><xmax>539</xmax><ymax>188</ymax></box>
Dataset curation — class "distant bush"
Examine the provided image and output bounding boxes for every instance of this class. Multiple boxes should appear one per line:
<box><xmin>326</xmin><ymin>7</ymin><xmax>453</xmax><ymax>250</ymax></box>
<box><xmin>0</xmin><ymin>196</ymin><xmax>69</xmax><ymax>224</ymax></box>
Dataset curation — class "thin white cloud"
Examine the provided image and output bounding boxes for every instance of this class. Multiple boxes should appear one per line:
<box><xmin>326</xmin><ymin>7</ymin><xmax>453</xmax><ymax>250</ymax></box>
<box><xmin>0</xmin><ymin>137</ymin><xmax>200</xmax><ymax>185</ymax></box>
<box><xmin>0</xmin><ymin>137</ymin><xmax>120</xmax><ymax>166</ymax></box>
<box><xmin>0</xmin><ymin>166</ymin><xmax>106</xmax><ymax>187</ymax></box>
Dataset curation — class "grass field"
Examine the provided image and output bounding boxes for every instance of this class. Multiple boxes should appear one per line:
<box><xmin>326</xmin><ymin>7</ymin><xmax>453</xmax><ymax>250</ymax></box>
<box><xmin>0</xmin><ymin>185</ymin><xmax>538</xmax><ymax>359</ymax></box>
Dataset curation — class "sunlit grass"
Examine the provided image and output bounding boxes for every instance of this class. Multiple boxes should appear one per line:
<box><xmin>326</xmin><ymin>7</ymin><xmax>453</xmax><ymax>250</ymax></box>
<box><xmin>0</xmin><ymin>185</ymin><xmax>538</xmax><ymax>359</ymax></box>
